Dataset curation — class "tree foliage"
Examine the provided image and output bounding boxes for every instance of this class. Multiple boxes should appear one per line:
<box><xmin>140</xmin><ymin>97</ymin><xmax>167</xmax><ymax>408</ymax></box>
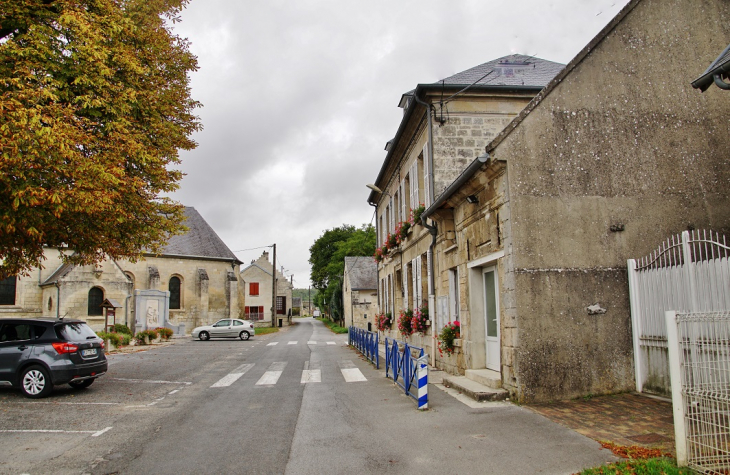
<box><xmin>0</xmin><ymin>0</ymin><xmax>201</xmax><ymax>277</ymax></box>
<box><xmin>308</xmin><ymin>224</ymin><xmax>375</xmax><ymax>321</ymax></box>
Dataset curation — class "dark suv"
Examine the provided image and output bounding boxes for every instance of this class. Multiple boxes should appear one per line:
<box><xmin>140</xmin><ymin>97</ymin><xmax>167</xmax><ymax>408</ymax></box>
<box><xmin>0</xmin><ymin>318</ymin><xmax>107</xmax><ymax>398</ymax></box>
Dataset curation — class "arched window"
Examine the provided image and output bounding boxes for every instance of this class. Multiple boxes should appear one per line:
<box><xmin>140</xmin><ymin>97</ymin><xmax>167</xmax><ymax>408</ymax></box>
<box><xmin>88</xmin><ymin>287</ymin><xmax>104</xmax><ymax>316</ymax></box>
<box><xmin>169</xmin><ymin>276</ymin><xmax>181</xmax><ymax>309</ymax></box>
<box><xmin>0</xmin><ymin>276</ymin><xmax>16</xmax><ymax>305</ymax></box>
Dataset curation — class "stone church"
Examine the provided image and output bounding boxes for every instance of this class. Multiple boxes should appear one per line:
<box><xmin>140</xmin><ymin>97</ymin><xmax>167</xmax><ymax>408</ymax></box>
<box><xmin>0</xmin><ymin>207</ymin><xmax>243</xmax><ymax>333</ymax></box>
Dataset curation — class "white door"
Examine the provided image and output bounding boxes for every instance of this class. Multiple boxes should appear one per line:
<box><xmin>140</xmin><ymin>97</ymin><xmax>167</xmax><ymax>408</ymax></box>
<box><xmin>483</xmin><ymin>268</ymin><xmax>500</xmax><ymax>372</ymax></box>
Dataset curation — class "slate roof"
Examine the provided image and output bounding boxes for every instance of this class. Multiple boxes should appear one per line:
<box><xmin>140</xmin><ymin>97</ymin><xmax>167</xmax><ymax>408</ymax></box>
<box><xmin>159</xmin><ymin>207</ymin><xmax>241</xmax><ymax>264</ymax></box>
<box><xmin>344</xmin><ymin>256</ymin><xmax>377</xmax><ymax>290</ymax></box>
<box><xmin>436</xmin><ymin>54</ymin><xmax>565</xmax><ymax>88</ymax></box>
<box><xmin>692</xmin><ymin>43</ymin><xmax>730</xmax><ymax>92</ymax></box>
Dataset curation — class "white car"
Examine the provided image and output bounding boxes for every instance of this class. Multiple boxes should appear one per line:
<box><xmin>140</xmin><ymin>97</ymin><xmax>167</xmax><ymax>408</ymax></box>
<box><xmin>191</xmin><ymin>319</ymin><xmax>255</xmax><ymax>341</ymax></box>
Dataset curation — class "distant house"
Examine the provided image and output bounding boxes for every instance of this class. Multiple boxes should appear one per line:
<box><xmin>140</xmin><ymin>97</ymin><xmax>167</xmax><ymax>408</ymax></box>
<box><xmin>1</xmin><ymin>207</ymin><xmax>243</xmax><ymax>333</ymax></box>
<box><xmin>342</xmin><ymin>257</ymin><xmax>377</xmax><ymax>331</ymax></box>
<box><xmin>413</xmin><ymin>0</ymin><xmax>730</xmax><ymax>402</ymax></box>
<box><xmin>240</xmin><ymin>251</ymin><xmax>293</xmax><ymax>326</ymax></box>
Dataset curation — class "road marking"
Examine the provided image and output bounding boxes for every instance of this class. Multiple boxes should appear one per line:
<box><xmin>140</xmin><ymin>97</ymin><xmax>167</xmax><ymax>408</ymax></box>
<box><xmin>339</xmin><ymin>361</ymin><xmax>367</xmax><ymax>382</ymax></box>
<box><xmin>211</xmin><ymin>364</ymin><xmax>254</xmax><ymax>388</ymax></box>
<box><xmin>29</xmin><ymin>401</ymin><xmax>119</xmax><ymax>406</ymax></box>
<box><xmin>256</xmin><ymin>362</ymin><xmax>287</xmax><ymax>385</ymax></box>
<box><xmin>327</xmin><ymin>342</ymin><xmax>336</xmax><ymax>345</ymax></box>
<box><xmin>307</xmin><ymin>341</ymin><xmax>317</xmax><ymax>345</ymax></box>
<box><xmin>111</xmin><ymin>378</ymin><xmax>192</xmax><ymax>385</ymax></box>
<box><xmin>267</xmin><ymin>342</ymin><xmax>279</xmax><ymax>346</ymax></box>
<box><xmin>301</xmin><ymin>361</ymin><xmax>321</xmax><ymax>383</ymax></box>
<box><xmin>288</xmin><ymin>341</ymin><xmax>297</xmax><ymax>345</ymax></box>
<box><xmin>0</xmin><ymin>427</ymin><xmax>113</xmax><ymax>438</ymax></box>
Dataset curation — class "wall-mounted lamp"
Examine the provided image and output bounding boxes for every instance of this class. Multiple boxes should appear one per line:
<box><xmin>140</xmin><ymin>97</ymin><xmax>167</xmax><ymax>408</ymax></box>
<box><xmin>466</xmin><ymin>195</ymin><xmax>479</xmax><ymax>204</ymax></box>
<box><xmin>366</xmin><ymin>184</ymin><xmax>383</xmax><ymax>194</ymax></box>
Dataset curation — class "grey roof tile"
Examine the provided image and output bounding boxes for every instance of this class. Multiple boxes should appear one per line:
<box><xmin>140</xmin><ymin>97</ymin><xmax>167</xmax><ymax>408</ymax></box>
<box><xmin>161</xmin><ymin>207</ymin><xmax>240</xmax><ymax>263</ymax></box>
<box><xmin>436</xmin><ymin>54</ymin><xmax>565</xmax><ymax>88</ymax></box>
<box><xmin>344</xmin><ymin>256</ymin><xmax>377</xmax><ymax>290</ymax></box>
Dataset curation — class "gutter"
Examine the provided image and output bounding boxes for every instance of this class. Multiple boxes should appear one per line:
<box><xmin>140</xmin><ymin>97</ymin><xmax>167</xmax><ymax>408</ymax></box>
<box><xmin>421</xmin><ymin>153</ymin><xmax>490</xmax><ymax>219</ymax></box>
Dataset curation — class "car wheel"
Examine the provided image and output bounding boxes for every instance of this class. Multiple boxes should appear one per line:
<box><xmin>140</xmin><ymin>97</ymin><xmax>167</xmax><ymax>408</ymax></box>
<box><xmin>239</xmin><ymin>331</ymin><xmax>250</xmax><ymax>341</ymax></box>
<box><xmin>20</xmin><ymin>365</ymin><xmax>53</xmax><ymax>398</ymax></box>
<box><xmin>199</xmin><ymin>331</ymin><xmax>210</xmax><ymax>341</ymax></box>
<box><xmin>69</xmin><ymin>378</ymin><xmax>95</xmax><ymax>389</ymax></box>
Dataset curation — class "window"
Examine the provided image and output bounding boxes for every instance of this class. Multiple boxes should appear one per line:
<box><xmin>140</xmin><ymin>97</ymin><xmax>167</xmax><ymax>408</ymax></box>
<box><xmin>249</xmin><ymin>282</ymin><xmax>259</xmax><ymax>296</ymax></box>
<box><xmin>245</xmin><ymin>306</ymin><xmax>265</xmax><ymax>321</ymax></box>
<box><xmin>0</xmin><ymin>276</ymin><xmax>16</xmax><ymax>305</ymax></box>
<box><xmin>169</xmin><ymin>276</ymin><xmax>181</xmax><ymax>309</ymax></box>
<box><xmin>88</xmin><ymin>287</ymin><xmax>104</xmax><ymax>316</ymax></box>
<box><xmin>276</xmin><ymin>296</ymin><xmax>286</xmax><ymax>315</ymax></box>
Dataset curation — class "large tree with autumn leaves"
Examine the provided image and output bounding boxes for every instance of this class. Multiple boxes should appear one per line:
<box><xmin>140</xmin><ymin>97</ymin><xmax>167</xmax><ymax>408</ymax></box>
<box><xmin>0</xmin><ymin>0</ymin><xmax>200</xmax><ymax>277</ymax></box>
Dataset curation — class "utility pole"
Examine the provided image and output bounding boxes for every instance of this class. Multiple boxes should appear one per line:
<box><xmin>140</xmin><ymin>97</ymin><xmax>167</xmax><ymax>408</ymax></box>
<box><xmin>271</xmin><ymin>243</ymin><xmax>276</xmax><ymax>327</ymax></box>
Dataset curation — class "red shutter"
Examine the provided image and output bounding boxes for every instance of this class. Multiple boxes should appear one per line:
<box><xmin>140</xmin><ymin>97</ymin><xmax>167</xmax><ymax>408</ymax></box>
<box><xmin>249</xmin><ymin>283</ymin><xmax>259</xmax><ymax>296</ymax></box>
<box><xmin>245</xmin><ymin>306</ymin><xmax>250</xmax><ymax>317</ymax></box>
<box><xmin>259</xmin><ymin>306</ymin><xmax>264</xmax><ymax>320</ymax></box>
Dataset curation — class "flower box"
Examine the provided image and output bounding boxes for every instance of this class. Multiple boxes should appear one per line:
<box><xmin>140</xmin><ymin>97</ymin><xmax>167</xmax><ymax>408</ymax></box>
<box><xmin>453</xmin><ymin>338</ymin><xmax>463</xmax><ymax>347</ymax></box>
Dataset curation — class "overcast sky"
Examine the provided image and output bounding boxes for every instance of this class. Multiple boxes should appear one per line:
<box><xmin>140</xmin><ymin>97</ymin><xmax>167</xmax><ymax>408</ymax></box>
<box><xmin>170</xmin><ymin>0</ymin><xmax>631</xmax><ymax>288</ymax></box>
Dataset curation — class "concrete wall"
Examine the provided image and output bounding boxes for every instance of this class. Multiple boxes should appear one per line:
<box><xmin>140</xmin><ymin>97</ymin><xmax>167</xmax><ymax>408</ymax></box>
<box><xmin>491</xmin><ymin>0</ymin><xmax>730</xmax><ymax>402</ymax></box>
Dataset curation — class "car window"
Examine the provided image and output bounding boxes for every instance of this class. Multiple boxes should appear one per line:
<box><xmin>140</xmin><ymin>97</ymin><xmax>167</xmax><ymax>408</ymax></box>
<box><xmin>56</xmin><ymin>322</ymin><xmax>98</xmax><ymax>341</ymax></box>
<box><xmin>0</xmin><ymin>323</ymin><xmax>31</xmax><ymax>342</ymax></box>
<box><xmin>233</xmin><ymin>320</ymin><xmax>242</xmax><ymax>326</ymax></box>
<box><xmin>33</xmin><ymin>325</ymin><xmax>48</xmax><ymax>340</ymax></box>
<box><xmin>214</xmin><ymin>320</ymin><xmax>231</xmax><ymax>327</ymax></box>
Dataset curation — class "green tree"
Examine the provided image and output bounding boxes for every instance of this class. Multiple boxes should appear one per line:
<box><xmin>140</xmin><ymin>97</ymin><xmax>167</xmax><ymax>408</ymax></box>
<box><xmin>0</xmin><ymin>0</ymin><xmax>200</xmax><ymax>277</ymax></box>
<box><xmin>309</xmin><ymin>224</ymin><xmax>375</xmax><ymax>322</ymax></box>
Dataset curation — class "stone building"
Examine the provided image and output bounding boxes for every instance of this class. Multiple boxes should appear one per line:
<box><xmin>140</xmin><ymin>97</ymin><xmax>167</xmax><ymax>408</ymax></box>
<box><xmin>342</xmin><ymin>257</ymin><xmax>377</xmax><ymax>331</ymax></box>
<box><xmin>367</xmin><ymin>54</ymin><xmax>564</xmax><ymax>356</ymax></box>
<box><xmin>240</xmin><ymin>251</ymin><xmax>293</xmax><ymax>326</ymax></box>
<box><xmin>0</xmin><ymin>207</ymin><xmax>244</xmax><ymax>333</ymax></box>
<box><xmin>416</xmin><ymin>0</ymin><xmax>730</xmax><ymax>403</ymax></box>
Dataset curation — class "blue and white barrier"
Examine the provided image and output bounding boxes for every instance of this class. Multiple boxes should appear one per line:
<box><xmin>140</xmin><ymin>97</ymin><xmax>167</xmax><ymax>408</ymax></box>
<box><xmin>384</xmin><ymin>337</ymin><xmax>428</xmax><ymax>410</ymax></box>
<box><xmin>348</xmin><ymin>326</ymin><xmax>379</xmax><ymax>369</ymax></box>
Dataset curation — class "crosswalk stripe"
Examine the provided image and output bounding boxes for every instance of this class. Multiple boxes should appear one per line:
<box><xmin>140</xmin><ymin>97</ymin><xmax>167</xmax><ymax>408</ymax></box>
<box><xmin>288</xmin><ymin>341</ymin><xmax>297</xmax><ymax>345</ymax></box>
<box><xmin>267</xmin><ymin>342</ymin><xmax>278</xmax><ymax>346</ymax></box>
<box><xmin>301</xmin><ymin>370</ymin><xmax>321</xmax><ymax>383</ymax></box>
<box><xmin>256</xmin><ymin>362</ymin><xmax>287</xmax><ymax>386</ymax></box>
<box><xmin>307</xmin><ymin>341</ymin><xmax>317</xmax><ymax>345</ymax></box>
<box><xmin>327</xmin><ymin>342</ymin><xmax>336</xmax><ymax>345</ymax></box>
<box><xmin>211</xmin><ymin>364</ymin><xmax>254</xmax><ymax>388</ymax></box>
<box><xmin>340</xmin><ymin>368</ymin><xmax>367</xmax><ymax>382</ymax></box>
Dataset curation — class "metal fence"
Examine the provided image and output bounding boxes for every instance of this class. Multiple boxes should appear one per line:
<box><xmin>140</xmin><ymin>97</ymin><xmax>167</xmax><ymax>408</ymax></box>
<box><xmin>348</xmin><ymin>327</ymin><xmax>379</xmax><ymax>369</ymax></box>
<box><xmin>666</xmin><ymin>311</ymin><xmax>730</xmax><ymax>474</ymax></box>
<box><xmin>384</xmin><ymin>338</ymin><xmax>428</xmax><ymax>410</ymax></box>
<box><xmin>628</xmin><ymin>230</ymin><xmax>730</xmax><ymax>396</ymax></box>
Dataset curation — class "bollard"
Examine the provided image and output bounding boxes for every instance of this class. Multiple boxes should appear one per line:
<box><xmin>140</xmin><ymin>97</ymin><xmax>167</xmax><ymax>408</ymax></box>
<box><xmin>417</xmin><ymin>355</ymin><xmax>428</xmax><ymax>410</ymax></box>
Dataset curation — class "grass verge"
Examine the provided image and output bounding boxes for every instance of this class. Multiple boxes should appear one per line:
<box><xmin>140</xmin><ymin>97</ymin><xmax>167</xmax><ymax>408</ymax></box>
<box><xmin>576</xmin><ymin>442</ymin><xmax>693</xmax><ymax>475</ymax></box>
<box><xmin>315</xmin><ymin>317</ymin><xmax>348</xmax><ymax>334</ymax></box>
<box><xmin>254</xmin><ymin>327</ymin><xmax>279</xmax><ymax>335</ymax></box>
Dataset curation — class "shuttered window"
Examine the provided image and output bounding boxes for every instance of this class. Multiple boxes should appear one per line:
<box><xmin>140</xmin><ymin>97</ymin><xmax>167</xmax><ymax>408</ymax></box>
<box><xmin>0</xmin><ymin>276</ymin><xmax>16</xmax><ymax>305</ymax></box>
<box><xmin>249</xmin><ymin>282</ymin><xmax>259</xmax><ymax>296</ymax></box>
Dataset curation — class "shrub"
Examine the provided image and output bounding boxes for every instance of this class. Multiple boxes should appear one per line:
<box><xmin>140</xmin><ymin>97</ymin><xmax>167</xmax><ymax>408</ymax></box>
<box><xmin>113</xmin><ymin>323</ymin><xmax>133</xmax><ymax>335</ymax></box>
<box><xmin>97</xmin><ymin>331</ymin><xmax>122</xmax><ymax>348</ymax></box>
<box><xmin>119</xmin><ymin>333</ymin><xmax>132</xmax><ymax>346</ymax></box>
<box><xmin>155</xmin><ymin>327</ymin><xmax>173</xmax><ymax>340</ymax></box>
<box><xmin>411</xmin><ymin>204</ymin><xmax>425</xmax><ymax>226</ymax></box>
<box><xmin>134</xmin><ymin>329</ymin><xmax>159</xmax><ymax>345</ymax></box>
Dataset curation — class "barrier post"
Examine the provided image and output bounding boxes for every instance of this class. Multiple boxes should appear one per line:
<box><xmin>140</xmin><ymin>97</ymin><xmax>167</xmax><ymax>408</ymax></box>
<box><xmin>417</xmin><ymin>355</ymin><xmax>428</xmax><ymax>410</ymax></box>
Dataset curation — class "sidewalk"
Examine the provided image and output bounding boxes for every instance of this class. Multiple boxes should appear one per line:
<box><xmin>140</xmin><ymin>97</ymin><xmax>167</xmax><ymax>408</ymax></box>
<box><xmin>527</xmin><ymin>392</ymin><xmax>676</xmax><ymax>456</ymax></box>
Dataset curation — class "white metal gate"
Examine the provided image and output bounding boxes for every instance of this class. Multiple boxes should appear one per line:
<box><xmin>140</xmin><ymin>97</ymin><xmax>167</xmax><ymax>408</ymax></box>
<box><xmin>627</xmin><ymin>230</ymin><xmax>730</xmax><ymax>396</ymax></box>
<box><xmin>666</xmin><ymin>311</ymin><xmax>730</xmax><ymax>473</ymax></box>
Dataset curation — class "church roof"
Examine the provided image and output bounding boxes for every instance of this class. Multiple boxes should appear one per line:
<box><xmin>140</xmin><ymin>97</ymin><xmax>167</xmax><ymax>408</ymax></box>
<box><xmin>437</xmin><ymin>54</ymin><xmax>565</xmax><ymax>88</ymax></box>
<box><xmin>344</xmin><ymin>256</ymin><xmax>377</xmax><ymax>290</ymax></box>
<box><xmin>159</xmin><ymin>207</ymin><xmax>241</xmax><ymax>264</ymax></box>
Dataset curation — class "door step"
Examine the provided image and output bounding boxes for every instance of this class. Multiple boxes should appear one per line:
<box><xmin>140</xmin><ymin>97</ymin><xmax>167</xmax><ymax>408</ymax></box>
<box><xmin>465</xmin><ymin>369</ymin><xmax>502</xmax><ymax>389</ymax></box>
<box><xmin>441</xmin><ymin>375</ymin><xmax>508</xmax><ymax>402</ymax></box>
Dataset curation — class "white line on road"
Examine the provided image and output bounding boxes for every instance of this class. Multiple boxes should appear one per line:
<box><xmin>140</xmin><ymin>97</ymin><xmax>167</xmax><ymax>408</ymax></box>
<box><xmin>0</xmin><ymin>426</ymin><xmax>113</xmax><ymax>438</ymax></box>
<box><xmin>301</xmin><ymin>370</ymin><xmax>321</xmax><ymax>383</ymax></box>
<box><xmin>267</xmin><ymin>342</ymin><xmax>279</xmax><ymax>346</ymax></box>
<box><xmin>256</xmin><ymin>362</ymin><xmax>287</xmax><ymax>386</ymax></box>
<box><xmin>210</xmin><ymin>364</ymin><xmax>254</xmax><ymax>388</ymax></box>
<box><xmin>111</xmin><ymin>378</ymin><xmax>192</xmax><ymax>385</ymax></box>
<box><xmin>327</xmin><ymin>342</ymin><xmax>336</xmax><ymax>345</ymax></box>
<box><xmin>288</xmin><ymin>341</ymin><xmax>297</xmax><ymax>345</ymax></box>
<box><xmin>340</xmin><ymin>368</ymin><xmax>367</xmax><ymax>382</ymax></box>
<box><xmin>307</xmin><ymin>341</ymin><xmax>317</xmax><ymax>345</ymax></box>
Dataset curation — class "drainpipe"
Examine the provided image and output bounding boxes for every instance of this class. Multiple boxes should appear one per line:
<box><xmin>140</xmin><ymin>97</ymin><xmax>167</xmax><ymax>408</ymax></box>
<box><xmin>413</xmin><ymin>94</ymin><xmax>438</xmax><ymax>367</ymax></box>
<box><xmin>55</xmin><ymin>282</ymin><xmax>60</xmax><ymax>320</ymax></box>
<box><xmin>367</xmin><ymin>201</ymin><xmax>380</xmax><ymax>316</ymax></box>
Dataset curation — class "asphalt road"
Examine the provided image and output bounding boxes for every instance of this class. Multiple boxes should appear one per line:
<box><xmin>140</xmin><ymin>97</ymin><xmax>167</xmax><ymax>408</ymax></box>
<box><xmin>0</xmin><ymin>318</ymin><xmax>618</xmax><ymax>474</ymax></box>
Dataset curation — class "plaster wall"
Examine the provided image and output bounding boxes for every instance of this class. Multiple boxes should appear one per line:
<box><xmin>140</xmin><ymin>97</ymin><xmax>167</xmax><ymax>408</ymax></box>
<box><xmin>490</xmin><ymin>0</ymin><xmax>730</xmax><ymax>402</ymax></box>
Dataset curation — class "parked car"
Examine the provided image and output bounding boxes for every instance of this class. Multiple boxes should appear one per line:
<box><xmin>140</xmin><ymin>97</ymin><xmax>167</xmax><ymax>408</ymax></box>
<box><xmin>0</xmin><ymin>318</ymin><xmax>108</xmax><ymax>398</ymax></box>
<box><xmin>191</xmin><ymin>319</ymin><xmax>255</xmax><ymax>341</ymax></box>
